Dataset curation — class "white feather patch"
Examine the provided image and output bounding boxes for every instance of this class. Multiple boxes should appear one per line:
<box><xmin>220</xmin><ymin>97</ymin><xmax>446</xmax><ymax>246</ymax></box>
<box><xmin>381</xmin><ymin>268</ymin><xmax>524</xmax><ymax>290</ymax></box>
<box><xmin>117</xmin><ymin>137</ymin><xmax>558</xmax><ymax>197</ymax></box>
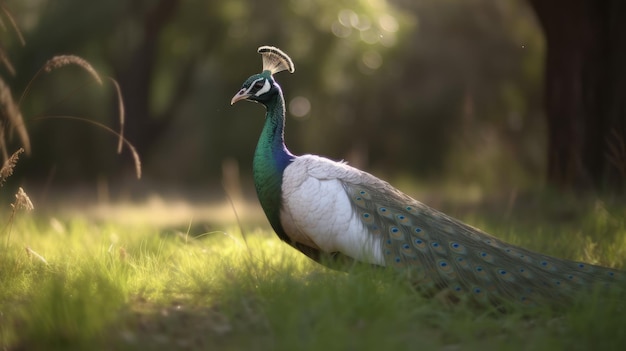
<box><xmin>280</xmin><ymin>155</ymin><xmax>385</xmax><ymax>265</ymax></box>
<box><xmin>255</xmin><ymin>79</ymin><xmax>271</xmax><ymax>97</ymax></box>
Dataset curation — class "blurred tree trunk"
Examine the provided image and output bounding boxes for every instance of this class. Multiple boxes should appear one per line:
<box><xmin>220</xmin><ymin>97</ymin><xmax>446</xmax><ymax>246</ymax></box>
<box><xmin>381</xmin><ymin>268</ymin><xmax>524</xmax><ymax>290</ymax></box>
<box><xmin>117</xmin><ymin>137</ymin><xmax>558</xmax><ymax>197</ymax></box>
<box><xmin>528</xmin><ymin>0</ymin><xmax>626</xmax><ymax>190</ymax></box>
<box><xmin>116</xmin><ymin>0</ymin><xmax>194</xmax><ymax>157</ymax></box>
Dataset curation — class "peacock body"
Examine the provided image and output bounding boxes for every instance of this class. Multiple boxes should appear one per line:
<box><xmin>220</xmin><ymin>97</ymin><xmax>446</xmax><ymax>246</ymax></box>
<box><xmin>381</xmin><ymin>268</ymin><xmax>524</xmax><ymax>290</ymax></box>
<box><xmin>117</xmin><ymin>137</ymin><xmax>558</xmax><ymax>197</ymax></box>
<box><xmin>230</xmin><ymin>46</ymin><xmax>623</xmax><ymax>307</ymax></box>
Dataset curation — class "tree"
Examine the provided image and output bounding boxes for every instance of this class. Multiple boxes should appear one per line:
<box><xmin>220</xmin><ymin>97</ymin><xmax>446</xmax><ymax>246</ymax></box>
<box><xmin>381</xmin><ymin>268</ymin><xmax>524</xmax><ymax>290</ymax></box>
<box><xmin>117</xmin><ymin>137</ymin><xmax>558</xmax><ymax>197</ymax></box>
<box><xmin>6</xmin><ymin>0</ymin><xmax>549</xmax><ymax>191</ymax></box>
<box><xmin>114</xmin><ymin>0</ymin><xmax>185</xmax><ymax>157</ymax></box>
<box><xmin>528</xmin><ymin>0</ymin><xmax>626</xmax><ymax>191</ymax></box>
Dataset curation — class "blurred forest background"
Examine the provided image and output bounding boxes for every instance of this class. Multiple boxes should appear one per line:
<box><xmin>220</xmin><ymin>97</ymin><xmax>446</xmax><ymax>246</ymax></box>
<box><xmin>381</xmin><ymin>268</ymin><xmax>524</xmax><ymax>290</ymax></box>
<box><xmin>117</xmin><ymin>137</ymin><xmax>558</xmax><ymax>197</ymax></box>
<box><xmin>1</xmin><ymin>0</ymin><xmax>624</xmax><ymax>204</ymax></box>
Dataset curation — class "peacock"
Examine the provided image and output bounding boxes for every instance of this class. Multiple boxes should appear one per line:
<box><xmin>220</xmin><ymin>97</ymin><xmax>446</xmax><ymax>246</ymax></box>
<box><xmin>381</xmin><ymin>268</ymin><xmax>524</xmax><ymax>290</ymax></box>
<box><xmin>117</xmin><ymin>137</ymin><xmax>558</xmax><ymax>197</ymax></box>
<box><xmin>230</xmin><ymin>46</ymin><xmax>623</xmax><ymax>308</ymax></box>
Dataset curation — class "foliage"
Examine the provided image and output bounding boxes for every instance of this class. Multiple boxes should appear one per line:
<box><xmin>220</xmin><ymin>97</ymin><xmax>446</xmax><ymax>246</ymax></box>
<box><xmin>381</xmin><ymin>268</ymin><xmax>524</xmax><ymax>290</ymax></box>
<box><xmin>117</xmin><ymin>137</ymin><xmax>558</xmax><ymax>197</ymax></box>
<box><xmin>3</xmin><ymin>0</ymin><xmax>544</xmax><ymax>192</ymax></box>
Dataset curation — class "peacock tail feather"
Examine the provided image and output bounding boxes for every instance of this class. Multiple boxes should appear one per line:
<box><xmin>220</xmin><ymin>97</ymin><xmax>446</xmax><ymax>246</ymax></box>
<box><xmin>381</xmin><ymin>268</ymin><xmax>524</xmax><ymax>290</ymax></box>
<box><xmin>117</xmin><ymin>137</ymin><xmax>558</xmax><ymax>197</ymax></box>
<box><xmin>342</xmin><ymin>176</ymin><xmax>624</xmax><ymax>306</ymax></box>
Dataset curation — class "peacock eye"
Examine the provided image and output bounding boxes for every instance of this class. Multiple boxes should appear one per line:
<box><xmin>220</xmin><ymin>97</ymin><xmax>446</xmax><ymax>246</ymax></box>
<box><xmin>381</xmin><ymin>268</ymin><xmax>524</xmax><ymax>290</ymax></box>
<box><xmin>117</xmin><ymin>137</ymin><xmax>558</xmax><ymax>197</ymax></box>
<box><xmin>254</xmin><ymin>81</ymin><xmax>265</xmax><ymax>89</ymax></box>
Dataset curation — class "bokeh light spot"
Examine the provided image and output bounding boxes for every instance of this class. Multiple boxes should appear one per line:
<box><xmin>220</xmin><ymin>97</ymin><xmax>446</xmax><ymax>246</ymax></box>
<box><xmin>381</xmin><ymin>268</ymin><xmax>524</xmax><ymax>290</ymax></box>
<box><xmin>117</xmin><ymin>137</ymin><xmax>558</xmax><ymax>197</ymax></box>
<box><xmin>379</xmin><ymin>14</ymin><xmax>399</xmax><ymax>33</ymax></box>
<box><xmin>362</xmin><ymin>50</ymin><xmax>383</xmax><ymax>70</ymax></box>
<box><xmin>289</xmin><ymin>96</ymin><xmax>311</xmax><ymax>118</ymax></box>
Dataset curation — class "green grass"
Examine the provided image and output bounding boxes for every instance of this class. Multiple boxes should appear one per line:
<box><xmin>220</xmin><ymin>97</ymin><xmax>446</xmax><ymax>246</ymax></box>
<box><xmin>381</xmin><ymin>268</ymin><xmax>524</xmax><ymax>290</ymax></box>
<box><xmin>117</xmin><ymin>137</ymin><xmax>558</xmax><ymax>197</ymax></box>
<box><xmin>1</xmin><ymin>198</ymin><xmax>626</xmax><ymax>351</ymax></box>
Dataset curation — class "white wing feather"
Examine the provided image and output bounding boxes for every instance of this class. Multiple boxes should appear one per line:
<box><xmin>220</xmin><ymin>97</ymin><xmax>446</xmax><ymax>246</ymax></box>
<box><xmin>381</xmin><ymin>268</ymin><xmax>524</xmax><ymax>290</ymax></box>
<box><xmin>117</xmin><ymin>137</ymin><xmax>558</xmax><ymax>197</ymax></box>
<box><xmin>281</xmin><ymin>155</ymin><xmax>385</xmax><ymax>265</ymax></box>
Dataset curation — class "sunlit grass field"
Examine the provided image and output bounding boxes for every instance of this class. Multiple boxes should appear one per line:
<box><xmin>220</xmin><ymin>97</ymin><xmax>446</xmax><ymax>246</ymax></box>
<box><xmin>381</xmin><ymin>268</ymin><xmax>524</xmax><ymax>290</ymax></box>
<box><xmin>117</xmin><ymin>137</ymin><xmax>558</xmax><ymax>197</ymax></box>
<box><xmin>1</xmin><ymin>195</ymin><xmax>626</xmax><ymax>351</ymax></box>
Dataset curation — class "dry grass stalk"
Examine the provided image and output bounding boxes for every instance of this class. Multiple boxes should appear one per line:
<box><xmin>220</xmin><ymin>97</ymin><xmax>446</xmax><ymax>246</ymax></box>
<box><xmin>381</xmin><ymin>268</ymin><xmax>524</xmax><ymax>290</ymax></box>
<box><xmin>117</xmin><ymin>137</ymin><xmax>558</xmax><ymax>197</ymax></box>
<box><xmin>0</xmin><ymin>77</ymin><xmax>31</xmax><ymax>156</ymax></box>
<box><xmin>0</xmin><ymin>124</ymin><xmax>7</xmax><ymax>160</ymax></box>
<box><xmin>0</xmin><ymin>147</ymin><xmax>23</xmax><ymax>186</ymax></box>
<box><xmin>109</xmin><ymin>77</ymin><xmax>125</xmax><ymax>154</ymax></box>
<box><xmin>25</xmin><ymin>246</ymin><xmax>48</xmax><ymax>265</ymax></box>
<box><xmin>0</xmin><ymin>4</ymin><xmax>25</xmax><ymax>46</ymax></box>
<box><xmin>36</xmin><ymin>115</ymin><xmax>142</xmax><ymax>179</ymax></box>
<box><xmin>0</xmin><ymin>7</ymin><xmax>138</xmax><ymax>181</ymax></box>
<box><xmin>0</xmin><ymin>4</ymin><xmax>22</xmax><ymax>75</ymax></box>
<box><xmin>19</xmin><ymin>54</ymin><xmax>103</xmax><ymax>108</ymax></box>
<box><xmin>42</xmin><ymin>55</ymin><xmax>103</xmax><ymax>85</ymax></box>
<box><xmin>19</xmin><ymin>55</ymin><xmax>140</xmax><ymax>178</ymax></box>
<box><xmin>0</xmin><ymin>45</ymin><xmax>16</xmax><ymax>75</ymax></box>
<box><xmin>4</xmin><ymin>187</ymin><xmax>33</xmax><ymax>248</ymax></box>
<box><xmin>12</xmin><ymin>186</ymin><xmax>34</xmax><ymax>211</ymax></box>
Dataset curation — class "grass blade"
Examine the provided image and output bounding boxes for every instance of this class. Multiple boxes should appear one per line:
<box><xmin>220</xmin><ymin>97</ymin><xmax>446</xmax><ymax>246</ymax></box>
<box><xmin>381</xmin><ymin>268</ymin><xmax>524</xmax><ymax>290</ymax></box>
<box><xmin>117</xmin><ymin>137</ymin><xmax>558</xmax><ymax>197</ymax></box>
<box><xmin>34</xmin><ymin>115</ymin><xmax>142</xmax><ymax>179</ymax></box>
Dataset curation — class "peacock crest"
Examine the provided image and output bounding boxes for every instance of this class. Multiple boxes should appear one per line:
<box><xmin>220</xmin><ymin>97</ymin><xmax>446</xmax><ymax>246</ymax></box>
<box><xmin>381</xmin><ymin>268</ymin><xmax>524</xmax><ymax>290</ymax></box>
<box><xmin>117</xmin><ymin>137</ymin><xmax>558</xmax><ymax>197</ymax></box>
<box><xmin>258</xmin><ymin>46</ymin><xmax>295</xmax><ymax>75</ymax></box>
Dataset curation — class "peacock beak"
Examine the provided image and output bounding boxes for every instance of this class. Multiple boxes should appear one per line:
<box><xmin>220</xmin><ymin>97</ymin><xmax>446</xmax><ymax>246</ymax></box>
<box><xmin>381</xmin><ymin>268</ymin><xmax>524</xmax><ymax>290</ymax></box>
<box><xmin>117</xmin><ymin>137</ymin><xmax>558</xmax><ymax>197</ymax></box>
<box><xmin>230</xmin><ymin>89</ymin><xmax>251</xmax><ymax>105</ymax></box>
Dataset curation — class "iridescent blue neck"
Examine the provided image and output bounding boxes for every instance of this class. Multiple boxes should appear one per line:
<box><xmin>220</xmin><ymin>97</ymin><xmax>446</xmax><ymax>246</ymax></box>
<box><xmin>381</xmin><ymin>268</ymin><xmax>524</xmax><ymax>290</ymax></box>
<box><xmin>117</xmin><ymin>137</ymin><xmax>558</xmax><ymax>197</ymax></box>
<box><xmin>253</xmin><ymin>85</ymin><xmax>294</xmax><ymax>242</ymax></box>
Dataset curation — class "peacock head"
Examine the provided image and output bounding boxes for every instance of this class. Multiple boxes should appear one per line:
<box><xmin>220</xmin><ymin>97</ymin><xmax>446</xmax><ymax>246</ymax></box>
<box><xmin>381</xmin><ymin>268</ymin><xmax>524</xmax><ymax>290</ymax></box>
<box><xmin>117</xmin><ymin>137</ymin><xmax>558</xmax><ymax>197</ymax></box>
<box><xmin>231</xmin><ymin>46</ymin><xmax>295</xmax><ymax>106</ymax></box>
